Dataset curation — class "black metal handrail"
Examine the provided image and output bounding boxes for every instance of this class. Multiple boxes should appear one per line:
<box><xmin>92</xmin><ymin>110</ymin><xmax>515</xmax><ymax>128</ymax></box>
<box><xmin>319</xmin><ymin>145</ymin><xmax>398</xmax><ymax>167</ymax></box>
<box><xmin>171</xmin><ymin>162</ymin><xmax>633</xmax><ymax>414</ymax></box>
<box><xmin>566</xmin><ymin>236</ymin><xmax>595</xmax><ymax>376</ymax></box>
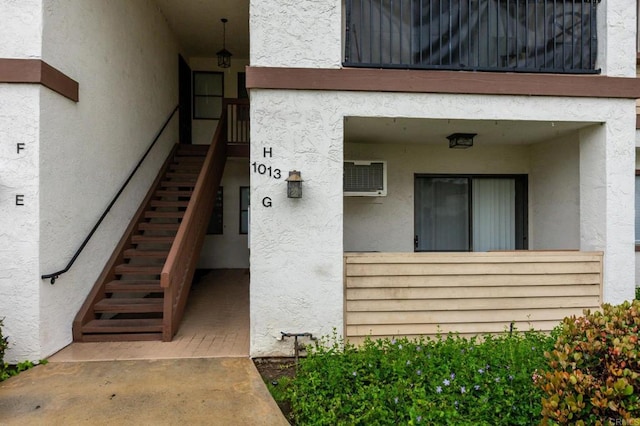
<box><xmin>42</xmin><ymin>105</ymin><xmax>179</xmax><ymax>284</ymax></box>
<box><xmin>344</xmin><ymin>0</ymin><xmax>600</xmax><ymax>74</ymax></box>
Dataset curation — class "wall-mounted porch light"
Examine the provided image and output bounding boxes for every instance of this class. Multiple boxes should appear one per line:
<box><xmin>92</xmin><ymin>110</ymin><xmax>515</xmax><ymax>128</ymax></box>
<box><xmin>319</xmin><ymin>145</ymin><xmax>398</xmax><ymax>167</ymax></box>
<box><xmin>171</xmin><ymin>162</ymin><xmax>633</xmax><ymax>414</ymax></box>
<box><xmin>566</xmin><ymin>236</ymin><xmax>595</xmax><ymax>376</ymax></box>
<box><xmin>447</xmin><ymin>133</ymin><xmax>476</xmax><ymax>149</ymax></box>
<box><xmin>217</xmin><ymin>18</ymin><xmax>232</xmax><ymax>68</ymax></box>
<box><xmin>286</xmin><ymin>170</ymin><xmax>303</xmax><ymax>198</ymax></box>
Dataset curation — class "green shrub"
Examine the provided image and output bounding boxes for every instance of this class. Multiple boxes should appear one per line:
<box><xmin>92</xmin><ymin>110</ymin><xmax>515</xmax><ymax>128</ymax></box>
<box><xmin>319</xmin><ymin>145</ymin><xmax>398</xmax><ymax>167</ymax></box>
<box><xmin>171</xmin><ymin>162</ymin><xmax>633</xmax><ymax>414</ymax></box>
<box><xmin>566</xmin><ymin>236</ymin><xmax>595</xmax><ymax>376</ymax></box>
<box><xmin>636</xmin><ymin>287</ymin><xmax>639</xmax><ymax>301</ymax></box>
<box><xmin>282</xmin><ymin>330</ymin><xmax>555</xmax><ymax>425</ymax></box>
<box><xmin>536</xmin><ymin>301</ymin><xmax>640</xmax><ymax>425</ymax></box>
<box><xmin>0</xmin><ymin>318</ymin><xmax>38</xmax><ymax>382</ymax></box>
<box><xmin>0</xmin><ymin>318</ymin><xmax>7</xmax><ymax>366</ymax></box>
<box><xmin>0</xmin><ymin>317</ymin><xmax>10</xmax><ymax>381</ymax></box>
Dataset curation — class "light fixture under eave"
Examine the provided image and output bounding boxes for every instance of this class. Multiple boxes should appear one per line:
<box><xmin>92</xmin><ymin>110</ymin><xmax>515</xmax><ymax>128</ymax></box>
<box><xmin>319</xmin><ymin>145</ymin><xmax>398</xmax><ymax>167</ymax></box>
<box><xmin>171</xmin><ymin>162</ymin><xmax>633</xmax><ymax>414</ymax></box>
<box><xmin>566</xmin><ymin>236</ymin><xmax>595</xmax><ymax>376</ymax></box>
<box><xmin>217</xmin><ymin>18</ymin><xmax>232</xmax><ymax>68</ymax></box>
<box><xmin>447</xmin><ymin>132</ymin><xmax>477</xmax><ymax>149</ymax></box>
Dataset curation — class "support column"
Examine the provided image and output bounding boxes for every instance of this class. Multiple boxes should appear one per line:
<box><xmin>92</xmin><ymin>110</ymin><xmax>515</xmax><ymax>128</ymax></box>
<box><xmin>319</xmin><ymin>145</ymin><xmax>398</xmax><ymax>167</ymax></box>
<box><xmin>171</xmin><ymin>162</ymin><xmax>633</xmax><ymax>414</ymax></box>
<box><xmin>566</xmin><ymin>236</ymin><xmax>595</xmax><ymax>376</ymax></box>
<box><xmin>580</xmin><ymin>112</ymin><xmax>636</xmax><ymax>304</ymax></box>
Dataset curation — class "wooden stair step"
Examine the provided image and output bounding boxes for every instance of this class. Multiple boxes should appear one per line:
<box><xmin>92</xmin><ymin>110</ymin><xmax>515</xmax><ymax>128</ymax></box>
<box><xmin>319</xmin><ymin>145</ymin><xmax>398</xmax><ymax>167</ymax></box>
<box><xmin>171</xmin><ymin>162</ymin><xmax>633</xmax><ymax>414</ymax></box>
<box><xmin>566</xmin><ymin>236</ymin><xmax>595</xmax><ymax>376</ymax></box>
<box><xmin>94</xmin><ymin>298</ymin><xmax>164</xmax><ymax>313</ymax></box>
<box><xmin>131</xmin><ymin>235</ymin><xmax>174</xmax><ymax>244</ymax></box>
<box><xmin>169</xmin><ymin>164</ymin><xmax>202</xmax><ymax>172</ymax></box>
<box><xmin>144</xmin><ymin>211</ymin><xmax>184</xmax><ymax>219</ymax></box>
<box><xmin>105</xmin><ymin>280</ymin><xmax>163</xmax><ymax>292</ymax></box>
<box><xmin>150</xmin><ymin>200</ymin><xmax>189</xmax><ymax>208</ymax></box>
<box><xmin>81</xmin><ymin>333</ymin><xmax>163</xmax><ymax>342</ymax></box>
<box><xmin>176</xmin><ymin>145</ymin><xmax>209</xmax><ymax>154</ymax></box>
<box><xmin>115</xmin><ymin>264</ymin><xmax>163</xmax><ymax>275</ymax></box>
<box><xmin>165</xmin><ymin>172</ymin><xmax>199</xmax><ymax>179</ymax></box>
<box><xmin>123</xmin><ymin>249</ymin><xmax>170</xmax><ymax>259</ymax></box>
<box><xmin>173</xmin><ymin>157</ymin><xmax>205</xmax><ymax>164</ymax></box>
<box><xmin>138</xmin><ymin>223</ymin><xmax>180</xmax><ymax>231</ymax></box>
<box><xmin>160</xmin><ymin>180</ymin><xmax>196</xmax><ymax>187</ymax></box>
<box><xmin>154</xmin><ymin>189</ymin><xmax>193</xmax><ymax>197</ymax></box>
<box><xmin>82</xmin><ymin>318</ymin><xmax>163</xmax><ymax>334</ymax></box>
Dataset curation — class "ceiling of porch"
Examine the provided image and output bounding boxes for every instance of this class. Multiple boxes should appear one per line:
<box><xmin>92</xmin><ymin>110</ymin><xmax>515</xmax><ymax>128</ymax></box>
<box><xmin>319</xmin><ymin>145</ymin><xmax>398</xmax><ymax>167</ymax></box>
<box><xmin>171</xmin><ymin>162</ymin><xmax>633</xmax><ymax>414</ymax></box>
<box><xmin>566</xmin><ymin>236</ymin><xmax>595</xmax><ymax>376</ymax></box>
<box><xmin>155</xmin><ymin>0</ymin><xmax>249</xmax><ymax>59</ymax></box>
<box><xmin>345</xmin><ymin>117</ymin><xmax>596</xmax><ymax>146</ymax></box>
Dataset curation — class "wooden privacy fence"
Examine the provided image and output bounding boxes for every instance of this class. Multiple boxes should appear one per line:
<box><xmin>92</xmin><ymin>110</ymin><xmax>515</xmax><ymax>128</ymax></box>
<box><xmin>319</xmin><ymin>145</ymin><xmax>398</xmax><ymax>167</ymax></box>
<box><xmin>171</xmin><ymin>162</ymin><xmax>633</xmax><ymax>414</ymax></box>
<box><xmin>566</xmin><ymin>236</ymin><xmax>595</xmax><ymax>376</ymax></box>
<box><xmin>344</xmin><ymin>251</ymin><xmax>603</xmax><ymax>344</ymax></box>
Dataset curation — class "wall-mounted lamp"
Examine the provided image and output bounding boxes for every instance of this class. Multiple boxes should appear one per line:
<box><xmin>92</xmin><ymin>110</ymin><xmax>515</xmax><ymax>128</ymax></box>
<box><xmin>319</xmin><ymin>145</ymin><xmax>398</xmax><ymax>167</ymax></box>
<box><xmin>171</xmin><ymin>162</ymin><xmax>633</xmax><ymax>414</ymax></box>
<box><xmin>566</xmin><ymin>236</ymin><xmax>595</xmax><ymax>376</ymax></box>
<box><xmin>447</xmin><ymin>133</ymin><xmax>476</xmax><ymax>149</ymax></box>
<box><xmin>217</xmin><ymin>18</ymin><xmax>232</xmax><ymax>68</ymax></box>
<box><xmin>286</xmin><ymin>170</ymin><xmax>303</xmax><ymax>198</ymax></box>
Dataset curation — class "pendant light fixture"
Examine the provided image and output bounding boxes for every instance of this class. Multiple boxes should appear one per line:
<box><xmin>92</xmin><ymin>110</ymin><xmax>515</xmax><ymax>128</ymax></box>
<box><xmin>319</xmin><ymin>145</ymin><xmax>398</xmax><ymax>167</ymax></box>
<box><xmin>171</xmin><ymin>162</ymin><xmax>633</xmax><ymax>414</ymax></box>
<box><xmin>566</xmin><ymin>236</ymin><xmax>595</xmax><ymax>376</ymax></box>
<box><xmin>217</xmin><ymin>18</ymin><xmax>232</xmax><ymax>68</ymax></box>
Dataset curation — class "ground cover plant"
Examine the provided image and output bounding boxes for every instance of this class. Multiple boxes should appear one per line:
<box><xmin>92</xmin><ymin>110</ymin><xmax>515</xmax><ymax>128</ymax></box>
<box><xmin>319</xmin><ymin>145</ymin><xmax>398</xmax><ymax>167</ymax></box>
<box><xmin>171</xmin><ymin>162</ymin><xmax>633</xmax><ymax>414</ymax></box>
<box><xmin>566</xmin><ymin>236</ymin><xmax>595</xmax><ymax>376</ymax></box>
<box><xmin>275</xmin><ymin>329</ymin><xmax>556</xmax><ymax>425</ymax></box>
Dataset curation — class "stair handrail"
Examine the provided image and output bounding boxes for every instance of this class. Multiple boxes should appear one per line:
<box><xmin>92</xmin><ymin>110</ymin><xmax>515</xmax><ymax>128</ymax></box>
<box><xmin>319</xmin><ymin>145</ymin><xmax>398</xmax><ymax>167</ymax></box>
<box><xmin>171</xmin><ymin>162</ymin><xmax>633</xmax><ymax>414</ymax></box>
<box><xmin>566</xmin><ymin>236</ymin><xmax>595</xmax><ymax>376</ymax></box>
<box><xmin>41</xmin><ymin>105</ymin><xmax>180</xmax><ymax>285</ymax></box>
<box><xmin>161</xmin><ymin>107</ymin><xmax>228</xmax><ymax>340</ymax></box>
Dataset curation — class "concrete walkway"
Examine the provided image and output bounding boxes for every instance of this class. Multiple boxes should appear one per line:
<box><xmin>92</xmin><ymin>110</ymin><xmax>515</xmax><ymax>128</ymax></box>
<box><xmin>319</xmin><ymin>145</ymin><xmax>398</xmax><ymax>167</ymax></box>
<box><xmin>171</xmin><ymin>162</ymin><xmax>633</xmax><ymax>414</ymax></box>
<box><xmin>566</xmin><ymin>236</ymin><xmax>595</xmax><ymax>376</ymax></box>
<box><xmin>0</xmin><ymin>358</ymin><xmax>289</xmax><ymax>425</ymax></box>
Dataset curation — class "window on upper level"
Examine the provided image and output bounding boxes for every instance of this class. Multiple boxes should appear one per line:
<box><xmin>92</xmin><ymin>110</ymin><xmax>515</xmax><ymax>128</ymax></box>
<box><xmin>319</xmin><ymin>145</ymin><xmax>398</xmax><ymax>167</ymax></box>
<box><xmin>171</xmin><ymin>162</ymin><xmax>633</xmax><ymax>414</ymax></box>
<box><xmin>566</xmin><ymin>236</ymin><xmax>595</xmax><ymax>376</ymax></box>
<box><xmin>193</xmin><ymin>71</ymin><xmax>224</xmax><ymax>120</ymax></box>
<box><xmin>344</xmin><ymin>0</ymin><xmax>599</xmax><ymax>74</ymax></box>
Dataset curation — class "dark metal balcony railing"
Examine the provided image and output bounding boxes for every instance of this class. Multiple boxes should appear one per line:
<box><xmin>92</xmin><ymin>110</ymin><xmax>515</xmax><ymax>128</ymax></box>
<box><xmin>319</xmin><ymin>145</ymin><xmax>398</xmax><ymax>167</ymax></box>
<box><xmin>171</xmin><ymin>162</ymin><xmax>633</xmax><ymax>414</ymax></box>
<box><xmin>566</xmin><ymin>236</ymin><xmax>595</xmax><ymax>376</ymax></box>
<box><xmin>344</xmin><ymin>0</ymin><xmax>599</xmax><ymax>74</ymax></box>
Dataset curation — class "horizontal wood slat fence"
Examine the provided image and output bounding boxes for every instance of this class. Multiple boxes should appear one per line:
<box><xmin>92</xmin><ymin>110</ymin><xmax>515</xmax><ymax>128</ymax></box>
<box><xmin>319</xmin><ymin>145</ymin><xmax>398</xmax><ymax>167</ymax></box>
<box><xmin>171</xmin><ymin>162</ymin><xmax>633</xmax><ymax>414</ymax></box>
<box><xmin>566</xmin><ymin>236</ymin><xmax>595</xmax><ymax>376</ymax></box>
<box><xmin>344</xmin><ymin>251</ymin><xmax>603</xmax><ymax>344</ymax></box>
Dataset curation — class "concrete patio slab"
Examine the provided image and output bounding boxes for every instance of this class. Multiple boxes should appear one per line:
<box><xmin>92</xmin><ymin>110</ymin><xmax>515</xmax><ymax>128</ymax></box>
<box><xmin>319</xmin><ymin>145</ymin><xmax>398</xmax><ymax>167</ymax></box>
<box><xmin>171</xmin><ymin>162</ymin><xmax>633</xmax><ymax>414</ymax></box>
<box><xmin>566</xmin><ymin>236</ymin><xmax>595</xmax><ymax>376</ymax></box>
<box><xmin>0</xmin><ymin>358</ymin><xmax>288</xmax><ymax>425</ymax></box>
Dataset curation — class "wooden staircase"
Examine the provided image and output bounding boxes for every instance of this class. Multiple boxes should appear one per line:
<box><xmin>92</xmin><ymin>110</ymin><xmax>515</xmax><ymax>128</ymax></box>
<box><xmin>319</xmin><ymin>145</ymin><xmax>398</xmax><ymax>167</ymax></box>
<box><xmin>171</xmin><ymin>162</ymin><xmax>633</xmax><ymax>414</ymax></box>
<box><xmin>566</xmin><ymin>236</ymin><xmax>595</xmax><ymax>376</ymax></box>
<box><xmin>73</xmin><ymin>144</ymin><xmax>215</xmax><ymax>342</ymax></box>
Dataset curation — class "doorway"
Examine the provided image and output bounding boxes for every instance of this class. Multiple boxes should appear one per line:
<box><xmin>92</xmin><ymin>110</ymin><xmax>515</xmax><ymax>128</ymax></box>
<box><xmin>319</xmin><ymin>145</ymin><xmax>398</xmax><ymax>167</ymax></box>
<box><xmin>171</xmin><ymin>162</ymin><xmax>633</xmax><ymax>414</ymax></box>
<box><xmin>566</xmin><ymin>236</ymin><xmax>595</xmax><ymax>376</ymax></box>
<box><xmin>414</xmin><ymin>175</ymin><xmax>528</xmax><ymax>251</ymax></box>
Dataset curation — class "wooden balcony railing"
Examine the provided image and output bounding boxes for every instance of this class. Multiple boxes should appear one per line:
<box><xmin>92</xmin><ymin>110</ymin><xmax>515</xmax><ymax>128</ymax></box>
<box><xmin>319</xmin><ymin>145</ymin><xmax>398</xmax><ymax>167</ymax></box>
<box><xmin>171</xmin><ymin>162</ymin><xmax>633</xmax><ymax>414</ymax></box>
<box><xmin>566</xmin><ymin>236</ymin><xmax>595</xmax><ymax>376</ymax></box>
<box><xmin>161</xmin><ymin>107</ymin><xmax>228</xmax><ymax>340</ymax></box>
<box><xmin>344</xmin><ymin>0</ymin><xmax>599</xmax><ymax>74</ymax></box>
<box><xmin>344</xmin><ymin>251</ymin><xmax>603</xmax><ymax>344</ymax></box>
<box><xmin>225</xmin><ymin>98</ymin><xmax>249</xmax><ymax>157</ymax></box>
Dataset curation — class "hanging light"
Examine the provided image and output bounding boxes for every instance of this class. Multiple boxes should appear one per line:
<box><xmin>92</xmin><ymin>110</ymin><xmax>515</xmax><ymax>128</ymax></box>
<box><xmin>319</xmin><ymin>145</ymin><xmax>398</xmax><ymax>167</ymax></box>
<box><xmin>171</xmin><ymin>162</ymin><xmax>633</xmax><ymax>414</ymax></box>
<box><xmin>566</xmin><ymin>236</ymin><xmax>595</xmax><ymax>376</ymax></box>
<box><xmin>217</xmin><ymin>18</ymin><xmax>232</xmax><ymax>68</ymax></box>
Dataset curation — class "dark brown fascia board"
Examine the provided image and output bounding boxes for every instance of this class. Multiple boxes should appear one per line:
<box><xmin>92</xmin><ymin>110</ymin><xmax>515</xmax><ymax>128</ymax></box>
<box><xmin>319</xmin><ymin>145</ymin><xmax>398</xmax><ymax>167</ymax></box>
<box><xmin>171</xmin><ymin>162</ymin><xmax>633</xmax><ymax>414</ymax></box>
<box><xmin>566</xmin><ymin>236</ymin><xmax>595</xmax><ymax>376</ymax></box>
<box><xmin>0</xmin><ymin>58</ymin><xmax>79</xmax><ymax>102</ymax></box>
<box><xmin>246</xmin><ymin>67</ymin><xmax>640</xmax><ymax>100</ymax></box>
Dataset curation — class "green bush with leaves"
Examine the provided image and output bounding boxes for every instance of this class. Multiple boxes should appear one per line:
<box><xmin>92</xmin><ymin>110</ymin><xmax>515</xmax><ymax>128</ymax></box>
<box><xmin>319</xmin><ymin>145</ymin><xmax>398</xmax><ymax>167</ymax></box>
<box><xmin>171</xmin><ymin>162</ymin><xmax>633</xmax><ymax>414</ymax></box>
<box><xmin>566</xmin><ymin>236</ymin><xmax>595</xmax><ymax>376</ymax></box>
<box><xmin>0</xmin><ymin>318</ymin><xmax>38</xmax><ymax>382</ymax></box>
<box><xmin>281</xmin><ymin>330</ymin><xmax>555</xmax><ymax>425</ymax></box>
<box><xmin>0</xmin><ymin>318</ymin><xmax>7</xmax><ymax>366</ymax></box>
<box><xmin>536</xmin><ymin>301</ymin><xmax>640</xmax><ymax>425</ymax></box>
<box><xmin>636</xmin><ymin>287</ymin><xmax>639</xmax><ymax>301</ymax></box>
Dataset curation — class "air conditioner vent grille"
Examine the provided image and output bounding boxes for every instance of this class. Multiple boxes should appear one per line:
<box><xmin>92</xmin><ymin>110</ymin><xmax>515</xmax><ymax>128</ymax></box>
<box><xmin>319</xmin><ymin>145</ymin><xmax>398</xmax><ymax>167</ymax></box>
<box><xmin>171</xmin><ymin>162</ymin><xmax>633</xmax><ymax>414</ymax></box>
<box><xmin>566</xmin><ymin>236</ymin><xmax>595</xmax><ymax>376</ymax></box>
<box><xmin>344</xmin><ymin>161</ymin><xmax>387</xmax><ymax>196</ymax></box>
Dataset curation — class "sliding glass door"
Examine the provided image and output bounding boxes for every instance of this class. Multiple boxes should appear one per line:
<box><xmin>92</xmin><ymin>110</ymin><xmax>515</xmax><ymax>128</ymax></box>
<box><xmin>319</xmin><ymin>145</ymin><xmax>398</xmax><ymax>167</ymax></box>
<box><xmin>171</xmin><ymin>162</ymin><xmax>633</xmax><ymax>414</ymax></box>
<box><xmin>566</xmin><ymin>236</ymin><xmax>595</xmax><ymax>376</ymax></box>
<box><xmin>415</xmin><ymin>175</ymin><xmax>527</xmax><ymax>252</ymax></box>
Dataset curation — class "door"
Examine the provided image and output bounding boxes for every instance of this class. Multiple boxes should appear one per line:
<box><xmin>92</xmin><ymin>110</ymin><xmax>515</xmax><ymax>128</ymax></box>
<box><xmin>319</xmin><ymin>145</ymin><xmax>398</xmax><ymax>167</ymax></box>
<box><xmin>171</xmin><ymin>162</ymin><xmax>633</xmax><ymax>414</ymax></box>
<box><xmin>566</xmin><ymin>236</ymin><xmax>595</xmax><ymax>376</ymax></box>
<box><xmin>178</xmin><ymin>54</ymin><xmax>192</xmax><ymax>144</ymax></box>
<box><xmin>414</xmin><ymin>175</ymin><xmax>527</xmax><ymax>251</ymax></box>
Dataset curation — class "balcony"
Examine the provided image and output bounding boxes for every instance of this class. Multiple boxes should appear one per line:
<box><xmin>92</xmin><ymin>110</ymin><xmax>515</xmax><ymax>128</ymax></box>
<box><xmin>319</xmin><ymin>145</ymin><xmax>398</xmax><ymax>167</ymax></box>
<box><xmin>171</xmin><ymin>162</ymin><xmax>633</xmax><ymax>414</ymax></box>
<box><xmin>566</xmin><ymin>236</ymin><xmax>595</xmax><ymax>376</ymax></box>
<box><xmin>344</xmin><ymin>0</ymin><xmax>599</xmax><ymax>74</ymax></box>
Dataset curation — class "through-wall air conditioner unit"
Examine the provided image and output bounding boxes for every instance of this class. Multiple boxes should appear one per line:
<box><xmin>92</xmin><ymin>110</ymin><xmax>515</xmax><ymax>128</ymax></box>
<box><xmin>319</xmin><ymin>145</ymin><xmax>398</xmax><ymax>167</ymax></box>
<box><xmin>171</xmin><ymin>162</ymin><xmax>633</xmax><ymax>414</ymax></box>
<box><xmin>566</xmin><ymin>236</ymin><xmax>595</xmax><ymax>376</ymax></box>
<box><xmin>343</xmin><ymin>160</ymin><xmax>387</xmax><ymax>196</ymax></box>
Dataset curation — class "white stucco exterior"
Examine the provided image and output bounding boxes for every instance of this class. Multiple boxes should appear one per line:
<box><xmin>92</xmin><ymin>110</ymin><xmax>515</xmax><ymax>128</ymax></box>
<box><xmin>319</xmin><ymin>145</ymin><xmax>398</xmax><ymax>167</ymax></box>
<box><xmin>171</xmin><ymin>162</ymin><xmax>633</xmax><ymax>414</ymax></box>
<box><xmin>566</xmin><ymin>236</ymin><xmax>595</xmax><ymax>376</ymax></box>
<box><xmin>1</xmin><ymin>0</ymin><xmax>638</xmax><ymax>361</ymax></box>
<box><xmin>2</xmin><ymin>0</ymin><xmax>180</xmax><ymax>362</ymax></box>
<box><xmin>0</xmin><ymin>85</ymin><xmax>42</xmax><ymax>361</ymax></box>
<box><xmin>0</xmin><ymin>0</ymin><xmax>42</xmax><ymax>58</ymax></box>
<box><xmin>250</xmin><ymin>88</ymin><xmax>636</xmax><ymax>356</ymax></box>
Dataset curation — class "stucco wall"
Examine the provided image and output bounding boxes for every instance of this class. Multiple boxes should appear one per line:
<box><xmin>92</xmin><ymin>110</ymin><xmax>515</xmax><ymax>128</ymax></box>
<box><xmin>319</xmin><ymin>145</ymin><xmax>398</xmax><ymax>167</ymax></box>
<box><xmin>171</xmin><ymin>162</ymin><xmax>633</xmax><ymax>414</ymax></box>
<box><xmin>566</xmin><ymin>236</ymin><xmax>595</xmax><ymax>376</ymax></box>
<box><xmin>0</xmin><ymin>85</ymin><xmax>42</xmax><ymax>362</ymax></box>
<box><xmin>598</xmin><ymin>0</ymin><xmax>637</xmax><ymax>77</ymax></box>
<box><xmin>0</xmin><ymin>0</ymin><xmax>42</xmax><ymax>58</ymax></box>
<box><xmin>36</xmin><ymin>0</ymin><xmax>180</xmax><ymax>359</ymax></box>
<box><xmin>198</xmin><ymin>158</ymin><xmax>250</xmax><ymax>269</ymax></box>
<box><xmin>0</xmin><ymin>0</ymin><xmax>44</xmax><ymax>363</ymax></box>
<box><xmin>579</xmin><ymin>117</ymin><xmax>636</xmax><ymax>303</ymax></box>
<box><xmin>635</xmin><ymin>148</ymin><xmax>640</xmax><ymax>289</ymax></box>
<box><xmin>250</xmin><ymin>89</ymin><xmax>635</xmax><ymax>356</ymax></box>
<box><xmin>344</xmin><ymin>142</ymin><xmax>531</xmax><ymax>252</ymax></box>
<box><xmin>250</xmin><ymin>0</ymin><xmax>341</xmax><ymax>68</ymax></box>
<box><xmin>529</xmin><ymin>134</ymin><xmax>580</xmax><ymax>249</ymax></box>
